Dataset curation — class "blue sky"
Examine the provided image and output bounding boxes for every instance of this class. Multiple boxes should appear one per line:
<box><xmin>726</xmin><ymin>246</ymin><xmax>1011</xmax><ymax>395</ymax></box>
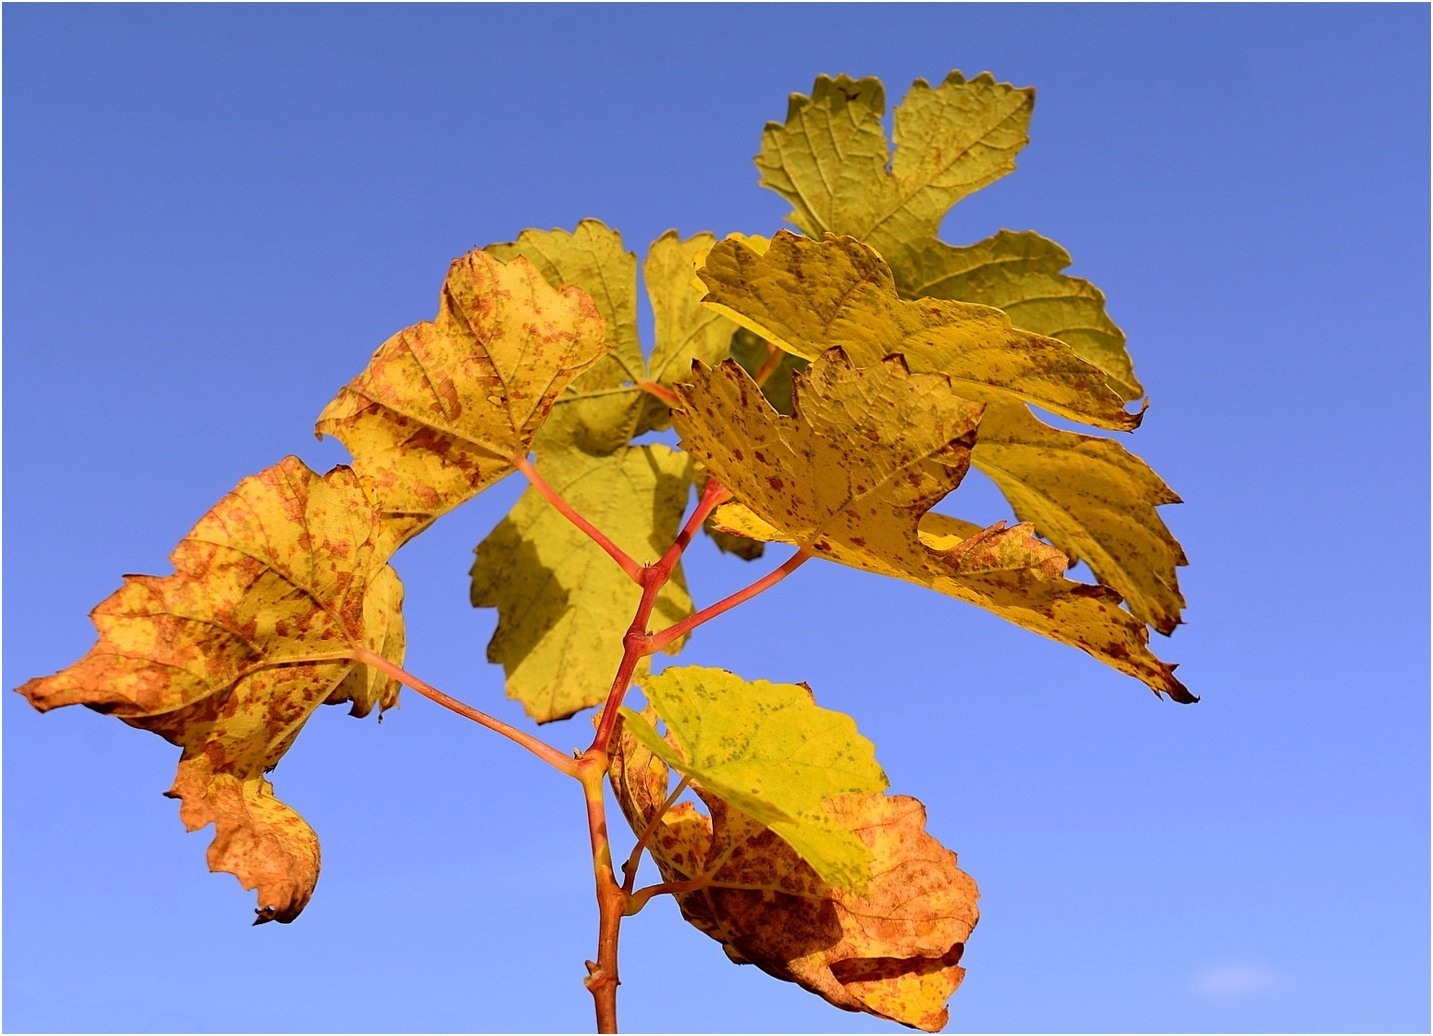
<box><xmin>4</xmin><ymin>4</ymin><xmax>1428</xmax><ymax>1033</ymax></box>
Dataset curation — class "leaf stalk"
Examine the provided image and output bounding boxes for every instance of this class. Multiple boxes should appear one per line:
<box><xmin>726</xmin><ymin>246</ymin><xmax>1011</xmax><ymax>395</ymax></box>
<box><xmin>351</xmin><ymin>648</ymin><xmax>577</xmax><ymax>778</ymax></box>
<box><xmin>516</xmin><ymin>454</ymin><xmax>644</xmax><ymax>583</ymax></box>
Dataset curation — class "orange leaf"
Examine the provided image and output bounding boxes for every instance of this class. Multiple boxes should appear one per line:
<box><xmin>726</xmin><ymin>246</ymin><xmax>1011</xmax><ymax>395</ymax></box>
<box><xmin>17</xmin><ymin>457</ymin><xmax>404</xmax><ymax>922</ymax></box>
<box><xmin>611</xmin><ymin>726</ymin><xmax>978</xmax><ymax>1031</ymax></box>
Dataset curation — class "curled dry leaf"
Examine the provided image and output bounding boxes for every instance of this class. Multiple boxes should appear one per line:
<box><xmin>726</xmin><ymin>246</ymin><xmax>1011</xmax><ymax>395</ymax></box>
<box><xmin>316</xmin><ymin>247</ymin><xmax>608</xmax><ymax>546</ymax></box>
<box><xmin>611</xmin><ymin>712</ymin><xmax>978</xmax><ymax>1032</ymax></box>
<box><xmin>17</xmin><ymin>457</ymin><xmax>405</xmax><ymax>922</ymax></box>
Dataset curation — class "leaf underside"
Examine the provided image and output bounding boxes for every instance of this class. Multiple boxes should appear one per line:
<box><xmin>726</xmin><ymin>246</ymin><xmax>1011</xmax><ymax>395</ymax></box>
<box><xmin>611</xmin><ymin>678</ymin><xmax>978</xmax><ymax>1032</ymax></box>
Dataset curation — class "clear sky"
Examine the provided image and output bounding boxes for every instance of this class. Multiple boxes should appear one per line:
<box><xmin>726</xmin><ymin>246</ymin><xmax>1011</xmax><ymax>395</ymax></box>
<box><xmin>4</xmin><ymin>4</ymin><xmax>1428</xmax><ymax>1034</ymax></box>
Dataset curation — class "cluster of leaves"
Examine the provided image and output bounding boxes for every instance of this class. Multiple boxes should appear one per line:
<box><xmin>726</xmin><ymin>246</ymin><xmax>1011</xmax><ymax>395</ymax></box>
<box><xmin>18</xmin><ymin>71</ymin><xmax>1187</xmax><ymax>1031</ymax></box>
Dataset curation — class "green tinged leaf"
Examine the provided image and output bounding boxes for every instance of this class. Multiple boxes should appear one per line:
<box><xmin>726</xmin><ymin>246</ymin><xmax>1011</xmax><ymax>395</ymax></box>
<box><xmin>471</xmin><ymin>445</ymin><xmax>694</xmax><ymax>723</ymax></box>
<box><xmin>620</xmin><ymin>666</ymin><xmax>888</xmax><ymax>892</ymax></box>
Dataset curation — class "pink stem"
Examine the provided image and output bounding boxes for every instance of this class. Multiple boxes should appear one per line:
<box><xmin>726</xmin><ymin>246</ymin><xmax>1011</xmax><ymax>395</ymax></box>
<box><xmin>352</xmin><ymin>647</ymin><xmax>577</xmax><ymax>778</ymax></box>
<box><xmin>646</xmin><ymin>549</ymin><xmax>810</xmax><ymax>654</ymax></box>
<box><xmin>515</xmin><ymin>454</ymin><xmax>643</xmax><ymax>583</ymax></box>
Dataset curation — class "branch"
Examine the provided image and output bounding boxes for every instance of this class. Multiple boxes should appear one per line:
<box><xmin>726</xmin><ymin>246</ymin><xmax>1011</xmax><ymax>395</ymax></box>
<box><xmin>637</xmin><ymin>379</ymin><xmax>680</xmax><ymax>407</ymax></box>
<box><xmin>647</xmin><ymin>548</ymin><xmax>810</xmax><ymax>654</ymax></box>
<box><xmin>620</xmin><ymin>775</ymin><xmax>692</xmax><ymax>894</ymax></box>
<box><xmin>515</xmin><ymin>454</ymin><xmax>643</xmax><ymax>583</ymax></box>
<box><xmin>351</xmin><ymin>648</ymin><xmax>577</xmax><ymax>778</ymax></box>
<box><xmin>752</xmin><ymin>341</ymin><xmax>786</xmax><ymax>388</ymax></box>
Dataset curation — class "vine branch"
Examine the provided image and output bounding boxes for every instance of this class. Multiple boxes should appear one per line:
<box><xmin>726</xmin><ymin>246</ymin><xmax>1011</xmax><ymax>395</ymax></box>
<box><xmin>515</xmin><ymin>454</ymin><xmax>643</xmax><ymax>583</ymax></box>
<box><xmin>351</xmin><ymin>647</ymin><xmax>577</xmax><ymax>778</ymax></box>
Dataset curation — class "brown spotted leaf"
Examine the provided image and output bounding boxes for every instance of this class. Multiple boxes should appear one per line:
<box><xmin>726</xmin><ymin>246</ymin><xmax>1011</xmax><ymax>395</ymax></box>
<box><xmin>697</xmin><ymin>232</ymin><xmax>1186</xmax><ymax>635</ymax></box>
<box><xmin>611</xmin><ymin>714</ymin><xmax>979</xmax><ymax>1032</ymax></box>
<box><xmin>753</xmin><ymin>75</ymin><xmax>1186</xmax><ymax>628</ymax></box>
<box><xmin>673</xmin><ymin>353</ymin><xmax>1190</xmax><ymax>700</ymax></box>
<box><xmin>699</xmin><ymin>232</ymin><xmax>1138</xmax><ymax>431</ymax></box>
<box><xmin>316</xmin><ymin>248</ymin><xmax>608</xmax><ymax>545</ymax></box>
<box><xmin>17</xmin><ymin>457</ymin><xmax>405</xmax><ymax>923</ymax></box>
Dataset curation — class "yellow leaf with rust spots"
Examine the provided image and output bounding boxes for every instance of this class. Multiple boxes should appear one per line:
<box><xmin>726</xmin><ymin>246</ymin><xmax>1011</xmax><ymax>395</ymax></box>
<box><xmin>698</xmin><ymin>232</ymin><xmax>1185</xmax><ymax>634</ymax></box>
<box><xmin>17</xmin><ymin>457</ymin><xmax>405</xmax><ymax>923</ymax></box>
<box><xmin>699</xmin><ymin>232</ymin><xmax>1139</xmax><ymax>431</ymax></box>
<box><xmin>756</xmin><ymin>72</ymin><xmax>1142</xmax><ymax>398</ymax></box>
<box><xmin>611</xmin><ymin>714</ymin><xmax>978</xmax><ymax>1032</ymax></box>
<box><xmin>974</xmin><ymin>399</ymin><xmax>1186</xmax><ymax>634</ymax></box>
<box><xmin>619</xmin><ymin>666</ymin><xmax>888</xmax><ymax>893</ymax></box>
<box><xmin>470</xmin><ymin>445</ymin><xmax>694</xmax><ymax>723</ymax></box>
<box><xmin>316</xmin><ymin>248</ymin><xmax>607</xmax><ymax>545</ymax></box>
<box><xmin>485</xmin><ymin>221</ymin><xmax>737</xmax><ymax>454</ymax></box>
<box><xmin>676</xmin><ymin>354</ymin><xmax>1190</xmax><ymax>701</ymax></box>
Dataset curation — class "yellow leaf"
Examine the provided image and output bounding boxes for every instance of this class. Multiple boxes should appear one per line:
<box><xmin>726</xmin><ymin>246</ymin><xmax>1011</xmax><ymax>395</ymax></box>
<box><xmin>699</xmin><ymin>232</ymin><xmax>1139</xmax><ymax>431</ymax></box>
<box><xmin>757</xmin><ymin>73</ymin><xmax>1031</xmax><ymax>250</ymax></box>
<box><xmin>975</xmin><ymin>399</ymin><xmax>1186</xmax><ymax>634</ymax></box>
<box><xmin>316</xmin><ymin>248</ymin><xmax>607</xmax><ymax>545</ymax></box>
<box><xmin>620</xmin><ymin>666</ymin><xmax>888</xmax><ymax>892</ymax></box>
<box><xmin>675</xmin><ymin>353</ymin><xmax>1191</xmax><ymax>701</ymax></box>
<box><xmin>486</xmin><ymin>221</ymin><xmax>737</xmax><ymax>454</ymax></box>
<box><xmin>907</xmin><ymin>229</ymin><xmax>1141</xmax><ymax>400</ymax></box>
<box><xmin>17</xmin><ymin>457</ymin><xmax>405</xmax><ymax>922</ymax></box>
<box><xmin>611</xmin><ymin>718</ymin><xmax>978</xmax><ymax>1032</ymax></box>
<box><xmin>470</xmin><ymin>445</ymin><xmax>695</xmax><ymax>723</ymax></box>
<box><xmin>698</xmin><ymin>232</ymin><xmax>1185</xmax><ymax>633</ymax></box>
<box><xmin>757</xmin><ymin>71</ymin><xmax>1144</xmax><ymax>396</ymax></box>
<box><xmin>486</xmin><ymin>220</ymin><xmax>646</xmax><ymax>454</ymax></box>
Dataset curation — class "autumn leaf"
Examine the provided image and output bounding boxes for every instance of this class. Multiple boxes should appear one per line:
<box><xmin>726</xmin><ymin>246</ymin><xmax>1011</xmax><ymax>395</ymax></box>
<box><xmin>486</xmin><ymin>220</ymin><xmax>736</xmax><ymax>454</ymax></box>
<box><xmin>699</xmin><ymin>231</ymin><xmax>1138</xmax><ymax>431</ymax></box>
<box><xmin>470</xmin><ymin>445</ymin><xmax>695</xmax><ymax>723</ymax></box>
<box><xmin>315</xmin><ymin>248</ymin><xmax>608</xmax><ymax>546</ymax></box>
<box><xmin>611</xmin><ymin>698</ymin><xmax>978</xmax><ymax>1032</ymax></box>
<box><xmin>673</xmin><ymin>352</ymin><xmax>1191</xmax><ymax>701</ymax></box>
<box><xmin>619</xmin><ymin>666</ymin><xmax>888</xmax><ymax>892</ymax></box>
<box><xmin>17</xmin><ymin>457</ymin><xmax>405</xmax><ymax>923</ymax></box>
<box><xmin>755</xmin><ymin>72</ymin><xmax>1141</xmax><ymax>396</ymax></box>
<box><xmin>697</xmin><ymin>232</ymin><xmax>1186</xmax><ymax>634</ymax></box>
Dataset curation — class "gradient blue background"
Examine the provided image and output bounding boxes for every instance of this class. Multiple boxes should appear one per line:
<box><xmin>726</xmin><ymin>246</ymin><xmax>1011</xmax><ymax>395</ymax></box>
<box><xmin>5</xmin><ymin>4</ymin><xmax>1428</xmax><ymax>1033</ymax></box>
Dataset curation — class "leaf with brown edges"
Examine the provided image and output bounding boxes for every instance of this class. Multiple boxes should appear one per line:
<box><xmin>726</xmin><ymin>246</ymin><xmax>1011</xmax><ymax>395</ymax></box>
<box><xmin>17</xmin><ymin>457</ymin><xmax>405</xmax><ymax>923</ymax></box>
<box><xmin>611</xmin><ymin>712</ymin><xmax>979</xmax><ymax>1032</ymax></box>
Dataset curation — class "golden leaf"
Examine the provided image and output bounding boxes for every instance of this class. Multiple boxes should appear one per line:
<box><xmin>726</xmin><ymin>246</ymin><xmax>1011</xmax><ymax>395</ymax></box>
<box><xmin>486</xmin><ymin>221</ymin><xmax>737</xmax><ymax>454</ymax></box>
<box><xmin>316</xmin><ymin>248</ymin><xmax>608</xmax><ymax>545</ymax></box>
<box><xmin>697</xmin><ymin>232</ymin><xmax>1186</xmax><ymax>634</ymax></box>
